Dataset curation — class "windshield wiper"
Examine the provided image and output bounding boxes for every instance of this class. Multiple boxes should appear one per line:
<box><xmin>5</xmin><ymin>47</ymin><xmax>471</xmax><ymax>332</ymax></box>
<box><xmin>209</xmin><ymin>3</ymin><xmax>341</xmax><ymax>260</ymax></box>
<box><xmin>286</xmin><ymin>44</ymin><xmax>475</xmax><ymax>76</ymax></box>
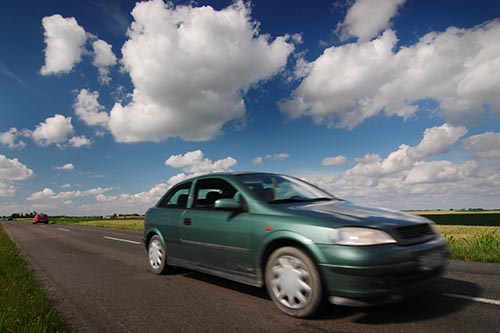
<box><xmin>306</xmin><ymin>197</ymin><xmax>335</xmax><ymax>202</ymax></box>
<box><xmin>268</xmin><ymin>198</ymin><xmax>310</xmax><ymax>204</ymax></box>
<box><xmin>268</xmin><ymin>197</ymin><xmax>336</xmax><ymax>204</ymax></box>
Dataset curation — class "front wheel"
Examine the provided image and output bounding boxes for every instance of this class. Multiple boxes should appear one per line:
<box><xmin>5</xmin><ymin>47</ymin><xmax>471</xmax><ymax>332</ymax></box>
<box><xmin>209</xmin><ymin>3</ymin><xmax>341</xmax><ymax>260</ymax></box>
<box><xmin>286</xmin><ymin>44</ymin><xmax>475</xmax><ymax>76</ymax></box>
<box><xmin>265</xmin><ymin>246</ymin><xmax>323</xmax><ymax>318</ymax></box>
<box><xmin>148</xmin><ymin>235</ymin><xmax>170</xmax><ymax>275</ymax></box>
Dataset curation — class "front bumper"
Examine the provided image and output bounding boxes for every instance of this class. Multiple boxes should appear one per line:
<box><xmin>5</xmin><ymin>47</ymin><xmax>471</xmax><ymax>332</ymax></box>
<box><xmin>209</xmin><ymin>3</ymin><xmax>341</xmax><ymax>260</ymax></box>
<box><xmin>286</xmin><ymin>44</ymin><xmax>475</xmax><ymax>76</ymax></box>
<box><xmin>317</xmin><ymin>236</ymin><xmax>448</xmax><ymax>305</ymax></box>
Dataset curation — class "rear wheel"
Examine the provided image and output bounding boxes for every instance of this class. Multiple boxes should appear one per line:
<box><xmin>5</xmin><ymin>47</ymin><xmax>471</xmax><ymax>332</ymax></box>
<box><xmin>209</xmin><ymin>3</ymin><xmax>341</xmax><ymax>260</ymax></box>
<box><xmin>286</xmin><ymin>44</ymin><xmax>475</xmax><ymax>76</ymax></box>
<box><xmin>265</xmin><ymin>246</ymin><xmax>323</xmax><ymax>318</ymax></box>
<box><xmin>148</xmin><ymin>235</ymin><xmax>170</xmax><ymax>274</ymax></box>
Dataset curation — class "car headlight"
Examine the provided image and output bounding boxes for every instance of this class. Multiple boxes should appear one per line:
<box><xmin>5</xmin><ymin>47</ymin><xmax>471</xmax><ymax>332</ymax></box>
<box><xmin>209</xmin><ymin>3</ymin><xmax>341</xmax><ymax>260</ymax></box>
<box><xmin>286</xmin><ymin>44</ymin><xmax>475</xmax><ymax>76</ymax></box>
<box><xmin>329</xmin><ymin>227</ymin><xmax>397</xmax><ymax>246</ymax></box>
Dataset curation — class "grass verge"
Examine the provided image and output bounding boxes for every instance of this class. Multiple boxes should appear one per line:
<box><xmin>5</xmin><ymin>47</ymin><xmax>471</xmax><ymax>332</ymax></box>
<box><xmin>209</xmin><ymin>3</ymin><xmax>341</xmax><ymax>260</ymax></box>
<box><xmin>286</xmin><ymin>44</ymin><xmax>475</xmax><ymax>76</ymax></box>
<box><xmin>53</xmin><ymin>218</ymin><xmax>144</xmax><ymax>231</ymax></box>
<box><xmin>436</xmin><ymin>225</ymin><xmax>500</xmax><ymax>263</ymax></box>
<box><xmin>0</xmin><ymin>223</ymin><xmax>67</xmax><ymax>332</ymax></box>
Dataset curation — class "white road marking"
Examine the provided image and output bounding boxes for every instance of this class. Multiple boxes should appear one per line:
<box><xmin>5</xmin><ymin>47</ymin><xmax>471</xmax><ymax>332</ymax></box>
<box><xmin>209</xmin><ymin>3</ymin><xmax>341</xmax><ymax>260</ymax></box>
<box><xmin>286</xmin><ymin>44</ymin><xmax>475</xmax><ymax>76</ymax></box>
<box><xmin>443</xmin><ymin>293</ymin><xmax>500</xmax><ymax>306</ymax></box>
<box><xmin>58</xmin><ymin>228</ymin><xmax>70</xmax><ymax>232</ymax></box>
<box><xmin>104</xmin><ymin>236</ymin><xmax>142</xmax><ymax>245</ymax></box>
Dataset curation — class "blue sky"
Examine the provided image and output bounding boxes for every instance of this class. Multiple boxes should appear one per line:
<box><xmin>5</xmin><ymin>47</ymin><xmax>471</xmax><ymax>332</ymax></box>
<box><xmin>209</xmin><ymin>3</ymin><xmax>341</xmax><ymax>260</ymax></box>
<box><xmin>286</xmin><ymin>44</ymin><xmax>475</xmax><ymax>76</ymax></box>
<box><xmin>1</xmin><ymin>0</ymin><xmax>500</xmax><ymax>216</ymax></box>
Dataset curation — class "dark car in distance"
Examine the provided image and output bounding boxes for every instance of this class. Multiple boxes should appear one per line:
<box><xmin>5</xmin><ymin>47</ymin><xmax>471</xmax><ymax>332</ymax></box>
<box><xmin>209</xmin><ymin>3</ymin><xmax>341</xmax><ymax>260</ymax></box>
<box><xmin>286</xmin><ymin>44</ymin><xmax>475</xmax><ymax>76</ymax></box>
<box><xmin>143</xmin><ymin>172</ymin><xmax>448</xmax><ymax>317</ymax></box>
<box><xmin>32</xmin><ymin>213</ymin><xmax>49</xmax><ymax>224</ymax></box>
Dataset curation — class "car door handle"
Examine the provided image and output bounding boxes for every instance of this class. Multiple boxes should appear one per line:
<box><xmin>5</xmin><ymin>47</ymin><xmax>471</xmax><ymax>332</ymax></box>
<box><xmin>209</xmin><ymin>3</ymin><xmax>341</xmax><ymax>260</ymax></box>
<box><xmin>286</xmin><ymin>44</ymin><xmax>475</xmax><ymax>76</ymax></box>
<box><xmin>184</xmin><ymin>218</ymin><xmax>192</xmax><ymax>226</ymax></box>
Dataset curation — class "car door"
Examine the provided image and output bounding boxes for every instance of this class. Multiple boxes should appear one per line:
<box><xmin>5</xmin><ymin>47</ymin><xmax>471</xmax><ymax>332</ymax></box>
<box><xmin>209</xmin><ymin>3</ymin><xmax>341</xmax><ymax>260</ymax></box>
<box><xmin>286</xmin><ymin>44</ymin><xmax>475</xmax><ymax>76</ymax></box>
<box><xmin>151</xmin><ymin>181</ymin><xmax>192</xmax><ymax>259</ymax></box>
<box><xmin>180</xmin><ymin>177</ymin><xmax>254</xmax><ymax>277</ymax></box>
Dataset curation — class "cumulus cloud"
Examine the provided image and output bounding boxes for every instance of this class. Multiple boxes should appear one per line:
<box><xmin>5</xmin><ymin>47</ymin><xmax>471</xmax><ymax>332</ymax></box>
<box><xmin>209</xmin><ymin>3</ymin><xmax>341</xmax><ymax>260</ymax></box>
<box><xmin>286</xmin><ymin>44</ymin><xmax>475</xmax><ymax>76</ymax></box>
<box><xmin>348</xmin><ymin>123</ymin><xmax>467</xmax><ymax>178</ymax></box>
<box><xmin>40</xmin><ymin>14</ymin><xmax>87</xmax><ymax>75</ymax></box>
<box><xmin>300</xmin><ymin>124</ymin><xmax>494</xmax><ymax>209</ymax></box>
<box><xmin>253</xmin><ymin>153</ymin><xmax>290</xmax><ymax>165</ymax></box>
<box><xmin>322</xmin><ymin>155</ymin><xmax>347</xmax><ymax>166</ymax></box>
<box><xmin>337</xmin><ymin>0</ymin><xmax>406</xmax><ymax>42</ymax></box>
<box><xmin>96</xmin><ymin>182</ymin><xmax>168</xmax><ymax>204</ymax></box>
<box><xmin>464</xmin><ymin>132</ymin><xmax>500</xmax><ymax>159</ymax></box>
<box><xmin>165</xmin><ymin>150</ymin><xmax>237</xmax><ymax>174</ymax></box>
<box><xmin>32</xmin><ymin>114</ymin><xmax>74</xmax><ymax>147</ymax></box>
<box><xmin>0</xmin><ymin>155</ymin><xmax>34</xmax><ymax>197</ymax></box>
<box><xmin>109</xmin><ymin>0</ymin><xmax>294</xmax><ymax>143</ymax></box>
<box><xmin>27</xmin><ymin>187</ymin><xmax>113</xmax><ymax>201</ymax></box>
<box><xmin>55</xmin><ymin>163</ymin><xmax>75</xmax><ymax>171</ymax></box>
<box><xmin>0</xmin><ymin>128</ymin><xmax>29</xmax><ymax>149</ymax></box>
<box><xmin>407</xmin><ymin>123</ymin><xmax>468</xmax><ymax>160</ymax></box>
<box><xmin>69</xmin><ymin>135</ymin><xmax>93</xmax><ymax>148</ymax></box>
<box><xmin>74</xmin><ymin>89</ymin><xmax>109</xmax><ymax>127</ymax></box>
<box><xmin>281</xmin><ymin>20</ymin><xmax>500</xmax><ymax>129</ymax></box>
<box><xmin>92</xmin><ymin>39</ymin><xmax>117</xmax><ymax>85</ymax></box>
<box><xmin>405</xmin><ymin>160</ymin><xmax>477</xmax><ymax>184</ymax></box>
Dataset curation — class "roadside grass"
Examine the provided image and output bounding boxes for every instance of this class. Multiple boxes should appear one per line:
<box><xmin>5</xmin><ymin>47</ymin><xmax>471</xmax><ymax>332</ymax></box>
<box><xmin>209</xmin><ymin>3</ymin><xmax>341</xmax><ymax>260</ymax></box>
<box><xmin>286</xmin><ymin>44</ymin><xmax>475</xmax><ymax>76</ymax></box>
<box><xmin>0</xmin><ymin>224</ymin><xmax>68</xmax><ymax>332</ymax></box>
<box><xmin>54</xmin><ymin>218</ymin><xmax>144</xmax><ymax>231</ymax></box>
<box><xmin>436</xmin><ymin>225</ymin><xmax>500</xmax><ymax>263</ymax></box>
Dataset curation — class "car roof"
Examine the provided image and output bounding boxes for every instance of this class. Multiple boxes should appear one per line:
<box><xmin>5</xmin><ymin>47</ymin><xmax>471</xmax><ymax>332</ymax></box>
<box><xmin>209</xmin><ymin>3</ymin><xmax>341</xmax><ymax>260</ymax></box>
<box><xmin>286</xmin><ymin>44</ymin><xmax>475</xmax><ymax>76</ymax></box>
<box><xmin>172</xmin><ymin>171</ymin><xmax>284</xmax><ymax>185</ymax></box>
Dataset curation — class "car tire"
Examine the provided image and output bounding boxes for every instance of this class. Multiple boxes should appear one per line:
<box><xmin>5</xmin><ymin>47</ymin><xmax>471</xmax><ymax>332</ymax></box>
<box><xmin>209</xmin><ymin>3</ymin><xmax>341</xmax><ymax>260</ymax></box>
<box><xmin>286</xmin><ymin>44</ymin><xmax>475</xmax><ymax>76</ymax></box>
<box><xmin>265</xmin><ymin>246</ymin><xmax>323</xmax><ymax>318</ymax></box>
<box><xmin>148</xmin><ymin>235</ymin><xmax>171</xmax><ymax>275</ymax></box>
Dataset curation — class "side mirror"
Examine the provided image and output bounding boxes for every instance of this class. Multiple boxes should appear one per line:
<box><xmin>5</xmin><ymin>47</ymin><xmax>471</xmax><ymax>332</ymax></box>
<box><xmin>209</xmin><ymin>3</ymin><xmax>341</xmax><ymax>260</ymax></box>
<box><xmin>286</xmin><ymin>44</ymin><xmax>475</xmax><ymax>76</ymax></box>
<box><xmin>214</xmin><ymin>198</ymin><xmax>242</xmax><ymax>211</ymax></box>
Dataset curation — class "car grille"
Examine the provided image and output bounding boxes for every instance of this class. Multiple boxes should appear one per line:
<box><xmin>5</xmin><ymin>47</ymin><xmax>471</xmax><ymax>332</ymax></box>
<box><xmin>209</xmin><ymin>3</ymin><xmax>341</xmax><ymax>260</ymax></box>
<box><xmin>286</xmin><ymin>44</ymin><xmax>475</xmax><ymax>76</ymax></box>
<box><xmin>396</xmin><ymin>223</ymin><xmax>434</xmax><ymax>240</ymax></box>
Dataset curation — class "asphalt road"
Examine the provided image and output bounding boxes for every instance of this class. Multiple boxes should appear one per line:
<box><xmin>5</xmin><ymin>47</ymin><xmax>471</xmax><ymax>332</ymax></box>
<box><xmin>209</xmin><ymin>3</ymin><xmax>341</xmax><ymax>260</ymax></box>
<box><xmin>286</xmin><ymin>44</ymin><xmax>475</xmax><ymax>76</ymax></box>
<box><xmin>3</xmin><ymin>221</ymin><xmax>500</xmax><ymax>332</ymax></box>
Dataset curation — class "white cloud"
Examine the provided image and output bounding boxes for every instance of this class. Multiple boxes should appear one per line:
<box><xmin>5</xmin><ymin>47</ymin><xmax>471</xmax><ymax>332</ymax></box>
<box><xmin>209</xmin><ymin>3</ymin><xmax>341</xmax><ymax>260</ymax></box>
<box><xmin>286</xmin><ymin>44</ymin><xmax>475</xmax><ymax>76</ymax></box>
<box><xmin>322</xmin><ymin>155</ymin><xmax>347</xmax><ymax>166</ymax></box>
<box><xmin>40</xmin><ymin>14</ymin><xmax>87</xmax><ymax>75</ymax></box>
<box><xmin>55</xmin><ymin>163</ymin><xmax>75</xmax><ymax>171</ymax></box>
<box><xmin>253</xmin><ymin>157</ymin><xmax>263</xmax><ymax>165</ymax></box>
<box><xmin>305</xmin><ymin>161</ymin><xmax>499</xmax><ymax>210</ymax></box>
<box><xmin>165</xmin><ymin>150</ymin><xmax>237</xmax><ymax>174</ymax></box>
<box><xmin>74</xmin><ymin>89</ymin><xmax>109</xmax><ymax>127</ymax></box>
<box><xmin>354</xmin><ymin>153</ymin><xmax>379</xmax><ymax>164</ymax></box>
<box><xmin>69</xmin><ymin>135</ymin><xmax>93</xmax><ymax>148</ymax></box>
<box><xmin>405</xmin><ymin>160</ymin><xmax>477</xmax><ymax>184</ymax></box>
<box><xmin>407</xmin><ymin>123</ymin><xmax>468</xmax><ymax>160</ymax></box>
<box><xmin>109</xmin><ymin>0</ymin><xmax>294</xmax><ymax>143</ymax></box>
<box><xmin>27</xmin><ymin>187</ymin><xmax>113</xmax><ymax>201</ymax></box>
<box><xmin>92</xmin><ymin>39</ymin><xmax>117</xmax><ymax>85</ymax></box>
<box><xmin>0</xmin><ymin>155</ymin><xmax>34</xmax><ymax>197</ymax></box>
<box><xmin>27</xmin><ymin>188</ymin><xmax>56</xmax><ymax>200</ymax></box>
<box><xmin>300</xmin><ymin>124</ymin><xmax>498</xmax><ymax>210</ymax></box>
<box><xmin>347</xmin><ymin>123</ymin><xmax>467</xmax><ymax>178</ymax></box>
<box><xmin>464</xmin><ymin>132</ymin><xmax>500</xmax><ymax>159</ymax></box>
<box><xmin>253</xmin><ymin>153</ymin><xmax>289</xmax><ymax>165</ymax></box>
<box><xmin>32</xmin><ymin>114</ymin><xmax>75</xmax><ymax>147</ymax></box>
<box><xmin>0</xmin><ymin>128</ymin><xmax>27</xmax><ymax>149</ymax></box>
<box><xmin>271</xmin><ymin>153</ymin><xmax>289</xmax><ymax>161</ymax></box>
<box><xmin>282</xmin><ymin>20</ymin><xmax>500</xmax><ymax>129</ymax></box>
<box><xmin>337</xmin><ymin>0</ymin><xmax>406</xmax><ymax>42</ymax></box>
<box><xmin>0</xmin><ymin>182</ymin><xmax>16</xmax><ymax>197</ymax></box>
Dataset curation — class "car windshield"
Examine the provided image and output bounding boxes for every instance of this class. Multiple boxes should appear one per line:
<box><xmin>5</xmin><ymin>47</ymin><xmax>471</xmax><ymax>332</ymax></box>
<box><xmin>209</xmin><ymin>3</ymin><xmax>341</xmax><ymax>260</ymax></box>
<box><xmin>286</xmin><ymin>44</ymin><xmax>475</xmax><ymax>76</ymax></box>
<box><xmin>236</xmin><ymin>174</ymin><xmax>336</xmax><ymax>204</ymax></box>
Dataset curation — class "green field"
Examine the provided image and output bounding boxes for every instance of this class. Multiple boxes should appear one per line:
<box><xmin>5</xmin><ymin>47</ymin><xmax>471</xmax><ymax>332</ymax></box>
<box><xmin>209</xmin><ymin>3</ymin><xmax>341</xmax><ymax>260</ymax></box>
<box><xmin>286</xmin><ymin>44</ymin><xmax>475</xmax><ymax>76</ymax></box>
<box><xmin>412</xmin><ymin>211</ymin><xmax>500</xmax><ymax>226</ymax></box>
<box><xmin>51</xmin><ymin>217</ymin><xmax>144</xmax><ymax>231</ymax></box>
<box><xmin>0</xmin><ymin>224</ymin><xmax>67</xmax><ymax>332</ymax></box>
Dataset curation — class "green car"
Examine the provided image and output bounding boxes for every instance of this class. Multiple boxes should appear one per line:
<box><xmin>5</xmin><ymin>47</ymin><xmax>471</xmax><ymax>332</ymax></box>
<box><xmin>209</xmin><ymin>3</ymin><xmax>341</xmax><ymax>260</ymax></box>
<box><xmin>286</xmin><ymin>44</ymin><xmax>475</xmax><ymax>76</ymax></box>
<box><xmin>144</xmin><ymin>172</ymin><xmax>448</xmax><ymax>318</ymax></box>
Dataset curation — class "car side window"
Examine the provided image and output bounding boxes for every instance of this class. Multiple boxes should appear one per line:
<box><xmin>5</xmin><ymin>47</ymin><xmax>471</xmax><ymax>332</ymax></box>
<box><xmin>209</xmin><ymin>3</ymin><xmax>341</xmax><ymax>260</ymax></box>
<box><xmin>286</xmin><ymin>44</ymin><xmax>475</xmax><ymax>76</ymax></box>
<box><xmin>158</xmin><ymin>182</ymin><xmax>192</xmax><ymax>208</ymax></box>
<box><xmin>194</xmin><ymin>179</ymin><xmax>238</xmax><ymax>209</ymax></box>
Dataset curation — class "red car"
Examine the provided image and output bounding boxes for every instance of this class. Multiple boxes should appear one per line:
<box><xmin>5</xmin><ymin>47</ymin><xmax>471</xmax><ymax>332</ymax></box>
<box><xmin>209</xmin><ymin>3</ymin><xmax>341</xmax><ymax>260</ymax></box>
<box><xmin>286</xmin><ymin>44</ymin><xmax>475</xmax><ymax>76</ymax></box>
<box><xmin>33</xmin><ymin>213</ymin><xmax>49</xmax><ymax>224</ymax></box>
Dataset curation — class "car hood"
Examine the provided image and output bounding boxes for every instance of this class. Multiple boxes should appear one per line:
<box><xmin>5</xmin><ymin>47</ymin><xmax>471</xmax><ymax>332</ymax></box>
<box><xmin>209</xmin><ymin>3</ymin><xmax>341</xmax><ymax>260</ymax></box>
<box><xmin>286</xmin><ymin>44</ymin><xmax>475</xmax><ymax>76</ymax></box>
<box><xmin>285</xmin><ymin>200</ymin><xmax>430</xmax><ymax>228</ymax></box>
